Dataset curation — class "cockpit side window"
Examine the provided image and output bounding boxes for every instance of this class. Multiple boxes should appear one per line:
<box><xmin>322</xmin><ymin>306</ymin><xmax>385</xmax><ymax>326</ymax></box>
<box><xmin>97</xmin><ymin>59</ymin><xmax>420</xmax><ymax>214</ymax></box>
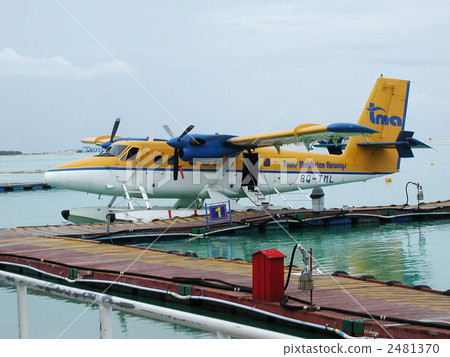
<box><xmin>122</xmin><ymin>147</ymin><xmax>139</xmax><ymax>161</ymax></box>
<box><xmin>95</xmin><ymin>144</ymin><xmax>128</xmax><ymax>157</ymax></box>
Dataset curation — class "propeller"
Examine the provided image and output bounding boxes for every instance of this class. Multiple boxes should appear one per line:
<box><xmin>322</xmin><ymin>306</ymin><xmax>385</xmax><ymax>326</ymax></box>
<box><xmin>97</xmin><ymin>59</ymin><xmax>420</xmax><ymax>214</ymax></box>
<box><xmin>178</xmin><ymin>125</ymin><xmax>195</xmax><ymax>142</ymax></box>
<box><xmin>173</xmin><ymin>151</ymin><xmax>179</xmax><ymax>180</ymax></box>
<box><xmin>98</xmin><ymin>118</ymin><xmax>121</xmax><ymax>148</ymax></box>
<box><xmin>110</xmin><ymin>118</ymin><xmax>121</xmax><ymax>143</ymax></box>
<box><xmin>172</xmin><ymin>124</ymin><xmax>195</xmax><ymax>180</ymax></box>
<box><xmin>162</xmin><ymin>122</ymin><xmax>174</xmax><ymax>138</ymax></box>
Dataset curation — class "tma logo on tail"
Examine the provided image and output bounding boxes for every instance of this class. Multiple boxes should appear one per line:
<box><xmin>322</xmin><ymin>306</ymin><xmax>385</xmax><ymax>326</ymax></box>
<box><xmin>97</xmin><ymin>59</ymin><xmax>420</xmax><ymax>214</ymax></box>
<box><xmin>367</xmin><ymin>103</ymin><xmax>402</xmax><ymax>126</ymax></box>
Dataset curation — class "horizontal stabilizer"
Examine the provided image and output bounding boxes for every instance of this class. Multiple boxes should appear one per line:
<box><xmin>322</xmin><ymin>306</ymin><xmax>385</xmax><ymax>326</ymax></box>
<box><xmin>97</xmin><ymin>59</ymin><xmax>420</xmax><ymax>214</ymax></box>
<box><xmin>357</xmin><ymin>131</ymin><xmax>431</xmax><ymax>158</ymax></box>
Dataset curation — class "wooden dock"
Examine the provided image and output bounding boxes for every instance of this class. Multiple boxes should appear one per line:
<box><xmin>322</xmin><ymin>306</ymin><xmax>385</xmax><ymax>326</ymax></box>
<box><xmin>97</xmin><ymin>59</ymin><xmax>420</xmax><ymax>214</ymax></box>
<box><xmin>3</xmin><ymin>200</ymin><xmax>449</xmax><ymax>244</ymax></box>
<box><xmin>1</xmin><ymin>203</ymin><xmax>450</xmax><ymax>339</ymax></box>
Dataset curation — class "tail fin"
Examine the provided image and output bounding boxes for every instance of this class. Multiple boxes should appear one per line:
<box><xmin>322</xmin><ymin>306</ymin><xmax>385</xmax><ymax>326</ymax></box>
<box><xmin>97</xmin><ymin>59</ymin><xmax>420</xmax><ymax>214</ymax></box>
<box><xmin>344</xmin><ymin>77</ymin><xmax>411</xmax><ymax>173</ymax></box>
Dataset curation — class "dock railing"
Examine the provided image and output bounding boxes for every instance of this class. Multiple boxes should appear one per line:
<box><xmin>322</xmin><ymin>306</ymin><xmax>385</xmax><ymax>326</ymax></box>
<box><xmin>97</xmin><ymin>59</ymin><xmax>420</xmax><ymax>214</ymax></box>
<box><xmin>0</xmin><ymin>270</ymin><xmax>297</xmax><ymax>339</ymax></box>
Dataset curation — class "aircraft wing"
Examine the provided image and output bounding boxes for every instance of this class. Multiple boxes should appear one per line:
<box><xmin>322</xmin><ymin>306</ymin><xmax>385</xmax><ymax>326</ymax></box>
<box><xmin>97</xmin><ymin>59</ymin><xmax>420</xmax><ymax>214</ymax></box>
<box><xmin>81</xmin><ymin>136</ymin><xmax>122</xmax><ymax>146</ymax></box>
<box><xmin>81</xmin><ymin>137</ymin><xmax>99</xmax><ymax>144</ymax></box>
<box><xmin>228</xmin><ymin>123</ymin><xmax>378</xmax><ymax>151</ymax></box>
<box><xmin>227</xmin><ymin>125</ymin><xmax>315</xmax><ymax>150</ymax></box>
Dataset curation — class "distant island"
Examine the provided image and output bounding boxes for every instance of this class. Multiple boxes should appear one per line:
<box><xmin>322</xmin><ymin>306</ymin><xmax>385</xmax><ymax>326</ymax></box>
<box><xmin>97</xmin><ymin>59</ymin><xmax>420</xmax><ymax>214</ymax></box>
<box><xmin>0</xmin><ymin>150</ymin><xmax>23</xmax><ymax>155</ymax></box>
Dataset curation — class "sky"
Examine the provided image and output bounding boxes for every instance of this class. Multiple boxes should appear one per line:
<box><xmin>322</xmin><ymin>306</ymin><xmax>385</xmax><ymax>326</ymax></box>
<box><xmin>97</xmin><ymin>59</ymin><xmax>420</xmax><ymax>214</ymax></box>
<box><xmin>0</xmin><ymin>0</ymin><xmax>449</xmax><ymax>153</ymax></box>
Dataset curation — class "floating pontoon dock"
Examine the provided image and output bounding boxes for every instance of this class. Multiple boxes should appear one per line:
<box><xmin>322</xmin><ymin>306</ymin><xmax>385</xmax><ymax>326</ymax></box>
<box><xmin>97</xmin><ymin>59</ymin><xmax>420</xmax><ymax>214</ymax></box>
<box><xmin>1</xmin><ymin>200</ymin><xmax>449</xmax><ymax>339</ymax></box>
<box><xmin>0</xmin><ymin>182</ymin><xmax>52</xmax><ymax>192</ymax></box>
<box><xmin>4</xmin><ymin>200</ymin><xmax>449</xmax><ymax>244</ymax></box>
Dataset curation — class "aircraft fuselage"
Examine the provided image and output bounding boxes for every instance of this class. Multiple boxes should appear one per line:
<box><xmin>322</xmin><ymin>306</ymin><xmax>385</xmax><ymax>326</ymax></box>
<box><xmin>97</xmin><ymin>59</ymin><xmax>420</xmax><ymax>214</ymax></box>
<box><xmin>44</xmin><ymin>141</ymin><xmax>386</xmax><ymax>200</ymax></box>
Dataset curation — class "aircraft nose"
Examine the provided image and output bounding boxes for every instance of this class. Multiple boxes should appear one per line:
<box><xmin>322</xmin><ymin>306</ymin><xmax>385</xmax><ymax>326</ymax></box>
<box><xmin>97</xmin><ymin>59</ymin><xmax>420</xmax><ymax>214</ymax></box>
<box><xmin>44</xmin><ymin>170</ymin><xmax>61</xmax><ymax>187</ymax></box>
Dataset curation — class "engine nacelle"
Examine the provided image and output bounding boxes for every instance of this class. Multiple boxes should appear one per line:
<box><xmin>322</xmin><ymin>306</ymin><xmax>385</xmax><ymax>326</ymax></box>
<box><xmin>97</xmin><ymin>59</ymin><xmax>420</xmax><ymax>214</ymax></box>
<box><xmin>167</xmin><ymin>133</ymin><xmax>244</xmax><ymax>161</ymax></box>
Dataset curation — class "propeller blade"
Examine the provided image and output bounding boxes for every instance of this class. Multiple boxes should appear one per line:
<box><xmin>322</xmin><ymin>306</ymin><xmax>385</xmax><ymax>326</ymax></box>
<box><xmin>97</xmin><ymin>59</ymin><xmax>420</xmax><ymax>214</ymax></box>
<box><xmin>110</xmin><ymin>118</ymin><xmax>121</xmax><ymax>143</ymax></box>
<box><xmin>178</xmin><ymin>125</ymin><xmax>195</xmax><ymax>142</ymax></box>
<box><xmin>162</xmin><ymin>122</ymin><xmax>174</xmax><ymax>138</ymax></box>
<box><xmin>173</xmin><ymin>149</ymin><xmax>179</xmax><ymax>181</ymax></box>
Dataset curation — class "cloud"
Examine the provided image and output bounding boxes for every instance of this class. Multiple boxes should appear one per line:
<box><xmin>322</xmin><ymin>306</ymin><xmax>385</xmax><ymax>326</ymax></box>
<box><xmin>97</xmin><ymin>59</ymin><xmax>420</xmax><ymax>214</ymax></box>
<box><xmin>205</xmin><ymin>2</ymin><xmax>387</xmax><ymax>65</ymax></box>
<box><xmin>0</xmin><ymin>47</ymin><xmax>135</xmax><ymax>79</ymax></box>
<box><xmin>212</xmin><ymin>3</ymin><xmax>370</xmax><ymax>43</ymax></box>
<box><xmin>209</xmin><ymin>1</ymin><xmax>450</xmax><ymax>67</ymax></box>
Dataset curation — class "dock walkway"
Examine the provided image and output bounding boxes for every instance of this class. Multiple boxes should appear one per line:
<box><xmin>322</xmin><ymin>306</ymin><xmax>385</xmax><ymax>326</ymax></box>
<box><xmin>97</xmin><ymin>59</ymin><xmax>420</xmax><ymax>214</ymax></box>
<box><xmin>4</xmin><ymin>200</ymin><xmax>450</xmax><ymax>243</ymax></box>
<box><xmin>1</xmin><ymin>207</ymin><xmax>450</xmax><ymax>338</ymax></box>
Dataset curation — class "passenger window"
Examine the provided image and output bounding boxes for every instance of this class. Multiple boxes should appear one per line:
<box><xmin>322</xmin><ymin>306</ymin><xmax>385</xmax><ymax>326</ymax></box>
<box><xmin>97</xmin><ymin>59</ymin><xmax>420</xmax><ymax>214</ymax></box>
<box><xmin>263</xmin><ymin>158</ymin><xmax>271</xmax><ymax>167</ymax></box>
<box><xmin>122</xmin><ymin>147</ymin><xmax>139</xmax><ymax>161</ymax></box>
<box><xmin>154</xmin><ymin>155</ymin><xmax>163</xmax><ymax>165</ymax></box>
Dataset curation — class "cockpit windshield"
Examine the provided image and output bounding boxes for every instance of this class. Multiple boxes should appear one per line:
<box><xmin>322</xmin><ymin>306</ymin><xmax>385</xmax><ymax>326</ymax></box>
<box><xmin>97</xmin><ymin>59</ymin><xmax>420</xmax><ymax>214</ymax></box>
<box><xmin>95</xmin><ymin>144</ymin><xmax>128</xmax><ymax>157</ymax></box>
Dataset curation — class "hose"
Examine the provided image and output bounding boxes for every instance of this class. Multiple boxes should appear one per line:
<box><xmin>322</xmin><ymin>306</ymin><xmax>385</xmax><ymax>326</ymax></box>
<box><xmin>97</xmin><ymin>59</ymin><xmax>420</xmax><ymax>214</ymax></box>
<box><xmin>284</xmin><ymin>244</ymin><xmax>299</xmax><ymax>291</ymax></box>
<box><xmin>401</xmin><ymin>181</ymin><xmax>424</xmax><ymax>209</ymax></box>
<box><xmin>171</xmin><ymin>277</ymin><xmax>252</xmax><ymax>293</ymax></box>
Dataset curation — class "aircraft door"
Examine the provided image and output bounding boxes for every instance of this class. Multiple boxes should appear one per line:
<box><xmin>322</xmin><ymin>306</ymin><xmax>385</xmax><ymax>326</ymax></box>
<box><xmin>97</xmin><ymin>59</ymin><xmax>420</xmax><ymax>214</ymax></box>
<box><xmin>241</xmin><ymin>152</ymin><xmax>259</xmax><ymax>190</ymax></box>
<box><xmin>115</xmin><ymin>147</ymin><xmax>155</xmax><ymax>195</ymax></box>
<box><xmin>116</xmin><ymin>147</ymin><xmax>139</xmax><ymax>183</ymax></box>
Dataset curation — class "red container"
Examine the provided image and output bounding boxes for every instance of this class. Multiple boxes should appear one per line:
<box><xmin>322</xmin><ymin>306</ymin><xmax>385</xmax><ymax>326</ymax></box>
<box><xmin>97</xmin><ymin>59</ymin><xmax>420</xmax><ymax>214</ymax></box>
<box><xmin>251</xmin><ymin>249</ymin><xmax>286</xmax><ymax>302</ymax></box>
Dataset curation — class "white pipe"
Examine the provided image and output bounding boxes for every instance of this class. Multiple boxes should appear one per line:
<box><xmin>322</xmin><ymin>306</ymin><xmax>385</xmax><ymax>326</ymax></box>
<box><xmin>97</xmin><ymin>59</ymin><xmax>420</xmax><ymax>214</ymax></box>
<box><xmin>0</xmin><ymin>270</ymin><xmax>297</xmax><ymax>339</ymax></box>
<box><xmin>216</xmin><ymin>331</ymin><xmax>231</xmax><ymax>339</ymax></box>
<box><xmin>99</xmin><ymin>303</ymin><xmax>113</xmax><ymax>339</ymax></box>
<box><xmin>16</xmin><ymin>283</ymin><xmax>28</xmax><ymax>339</ymax></box>
<box><xmin>0</xmin><ymin>261</ymin><xmax>354</xmax><ymax>338</ymax></box>
<box><xmin>85</xmin><ymin>280</ymin><xmax>358</xmax><ymax>339</ymax></box>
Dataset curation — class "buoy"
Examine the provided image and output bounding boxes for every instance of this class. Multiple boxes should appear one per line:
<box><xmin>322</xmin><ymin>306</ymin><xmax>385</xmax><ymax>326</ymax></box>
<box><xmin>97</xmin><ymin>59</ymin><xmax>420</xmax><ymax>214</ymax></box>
<box><xmin>385</xmin><ymin>178</ymin><xmax>392</xmax><ymax>183</ymax></box>
<box><xmin>431</xmin><ymin>162</ymin><xmax>434</xmax><ymax>166</ymax></box>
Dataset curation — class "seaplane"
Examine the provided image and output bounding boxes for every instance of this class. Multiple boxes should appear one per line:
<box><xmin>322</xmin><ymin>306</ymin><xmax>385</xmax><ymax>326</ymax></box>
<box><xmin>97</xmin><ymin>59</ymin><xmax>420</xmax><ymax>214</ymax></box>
<box><xmin>44</xmin><ymin>76</ymin><xmax>430</xmax><ymax>224</ymax></box>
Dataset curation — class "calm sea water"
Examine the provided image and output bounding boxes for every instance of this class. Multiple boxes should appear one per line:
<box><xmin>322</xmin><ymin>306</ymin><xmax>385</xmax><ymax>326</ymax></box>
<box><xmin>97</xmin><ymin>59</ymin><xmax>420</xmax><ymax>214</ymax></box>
<box><xmin>0</xmin><ymin>144</ymin><xmax>449</xmax><ymax>338</ymax></box>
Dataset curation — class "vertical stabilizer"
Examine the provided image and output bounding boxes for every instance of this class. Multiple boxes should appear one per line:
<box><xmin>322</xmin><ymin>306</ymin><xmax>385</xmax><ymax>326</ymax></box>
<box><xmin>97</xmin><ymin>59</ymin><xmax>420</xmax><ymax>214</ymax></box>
<box><xmin>344</xmin><ymin>77</ymin><xmax>410</xmax><ymax>173</ymax></box>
